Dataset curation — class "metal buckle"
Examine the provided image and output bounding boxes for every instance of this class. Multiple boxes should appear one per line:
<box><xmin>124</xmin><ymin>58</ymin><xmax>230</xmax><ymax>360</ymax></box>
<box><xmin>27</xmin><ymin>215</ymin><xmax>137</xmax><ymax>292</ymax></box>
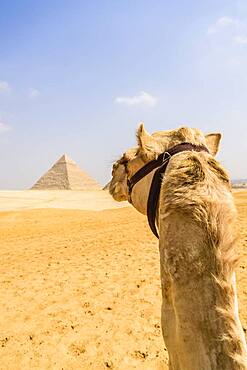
<box><xmin>162</xmin><ymin>151</ymin><xmax>171</xmax><ymax>163</ymax></box>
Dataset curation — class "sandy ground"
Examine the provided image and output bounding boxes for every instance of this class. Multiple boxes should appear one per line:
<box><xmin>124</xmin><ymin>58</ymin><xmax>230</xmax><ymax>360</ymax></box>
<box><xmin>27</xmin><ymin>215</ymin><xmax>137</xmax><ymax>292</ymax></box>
<box><xmin>0</xmin><ymin>191</ymin><xmax>246</xmax><ymax>369</ymax></box>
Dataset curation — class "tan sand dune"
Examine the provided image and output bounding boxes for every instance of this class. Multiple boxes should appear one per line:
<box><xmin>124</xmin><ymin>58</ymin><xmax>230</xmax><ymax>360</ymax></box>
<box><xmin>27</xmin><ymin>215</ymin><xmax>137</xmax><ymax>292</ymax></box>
<box><xmin>0</xmin><ymin>191</ymin><xmax>246</xmax><ymax>369</ymax></box>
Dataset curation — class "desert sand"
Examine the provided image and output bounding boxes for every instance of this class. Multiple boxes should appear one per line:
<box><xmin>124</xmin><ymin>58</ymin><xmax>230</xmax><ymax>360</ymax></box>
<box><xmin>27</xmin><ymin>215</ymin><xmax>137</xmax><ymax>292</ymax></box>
<box><xmin>0</xmin><ymin>190</ymin><xmax>246</xmax><ymax>369</ymax></box>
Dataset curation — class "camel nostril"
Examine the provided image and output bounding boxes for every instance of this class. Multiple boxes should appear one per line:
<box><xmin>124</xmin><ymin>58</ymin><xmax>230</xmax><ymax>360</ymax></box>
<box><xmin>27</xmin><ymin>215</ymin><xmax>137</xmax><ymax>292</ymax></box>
<box><xmin>114</xmin><ymin>184</ymin><xmax>121</xmax><ymax>193</ymax></box>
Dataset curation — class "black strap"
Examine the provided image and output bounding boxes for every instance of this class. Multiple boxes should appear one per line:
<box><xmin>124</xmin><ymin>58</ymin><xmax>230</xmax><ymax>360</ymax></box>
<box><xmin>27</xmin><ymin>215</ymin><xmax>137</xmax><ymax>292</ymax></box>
<box><xmin>146</xmin><ymin>159</ymin><xmax>170</xmax><ymax>238</ymax></box>
<box><xmin>142</xmin><ymin>143</ymin><xmax>209</xmax><ymax>238</ymax></box>
<box><xmin>128</xmin><ymin>143</ymin><xmax>208</xmax><ymax>195</ymax></box>
<box><xmin>127</xmin><ymin>155</ymin><xmax>165</xmax><ymax>195</ymax></box>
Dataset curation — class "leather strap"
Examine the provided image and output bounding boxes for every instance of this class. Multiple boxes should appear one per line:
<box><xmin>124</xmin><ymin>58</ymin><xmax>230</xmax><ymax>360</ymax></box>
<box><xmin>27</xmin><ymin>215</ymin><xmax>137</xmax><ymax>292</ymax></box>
<box><xmin>147</xmin><ymin>158</ymin><xmax>171</xmax><ymax>238</ymax></box>
<box><xmin>127</xmin><ymin>142</ymin><xmax>209</xmax><ymax>238</ymax></box>
<box><xmin>147</xmin><ymin>143</ymin><xmax>209</xmax><ymax>238</ymax></box>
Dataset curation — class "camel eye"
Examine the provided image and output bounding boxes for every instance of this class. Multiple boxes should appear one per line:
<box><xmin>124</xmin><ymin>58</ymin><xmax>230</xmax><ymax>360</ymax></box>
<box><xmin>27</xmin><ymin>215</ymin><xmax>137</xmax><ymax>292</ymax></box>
<box><xmin>119</xmin><ymin>158</ymin><xmax>129</xmax><ymax>172</ymax></box>
<box><xmin>123</xmin><ymin>161</ymin><xmax>129</xmax><ymax>172</ymax></box>
<box><xmin>111</xmin><ymin>157</ymin><xmax>129</xmax><ymax>177</ymax></box>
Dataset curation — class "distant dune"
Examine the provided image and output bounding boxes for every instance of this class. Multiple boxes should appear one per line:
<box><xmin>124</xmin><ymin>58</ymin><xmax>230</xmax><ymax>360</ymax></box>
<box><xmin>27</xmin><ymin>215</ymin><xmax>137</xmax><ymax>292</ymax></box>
<box><xmin>232</xmin><ymin>179</ymin><xmax>247</xmax><ymax>189</ymax></box>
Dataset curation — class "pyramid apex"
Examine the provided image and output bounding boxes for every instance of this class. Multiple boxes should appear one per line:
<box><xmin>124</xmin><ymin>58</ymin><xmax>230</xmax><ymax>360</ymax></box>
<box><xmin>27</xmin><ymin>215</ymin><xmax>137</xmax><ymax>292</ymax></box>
<box><xmin>57</xmin><ymin>154</ymin><xmax>75</xmax><ymax>164</ymax></box>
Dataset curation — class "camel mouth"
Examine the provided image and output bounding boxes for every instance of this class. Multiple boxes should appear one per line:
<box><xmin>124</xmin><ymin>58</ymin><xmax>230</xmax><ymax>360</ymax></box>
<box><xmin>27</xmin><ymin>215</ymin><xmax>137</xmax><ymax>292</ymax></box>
<box><xmin>109</xmin><ymin>182</ymin><xmax>127</xmax><ymax>202</ymax></box>
<box><xmin>111</xmin><ymin>191</ymin><xmax>127</xmax><ymax>202</ymax></box>
<box><xmin>115</xmin><ymin>194</ymin><xmax>127</xmax><ymax>202</ymax></box>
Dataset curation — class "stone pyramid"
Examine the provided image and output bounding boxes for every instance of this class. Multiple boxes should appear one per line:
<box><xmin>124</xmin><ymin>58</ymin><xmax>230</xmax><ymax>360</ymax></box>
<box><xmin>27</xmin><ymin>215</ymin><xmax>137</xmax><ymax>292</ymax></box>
<box><xmin>31</xmin><ymin>154</ymin><xmax>101</xmax><ymax>190</ymax></box>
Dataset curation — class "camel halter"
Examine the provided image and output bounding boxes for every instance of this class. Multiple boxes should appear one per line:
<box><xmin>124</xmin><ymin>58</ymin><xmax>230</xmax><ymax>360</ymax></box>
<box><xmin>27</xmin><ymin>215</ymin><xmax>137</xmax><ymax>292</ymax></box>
<box><xmin>127</xmin><ymin>142</ymin><xmax>209</xmax><ymax>239</ymax></box>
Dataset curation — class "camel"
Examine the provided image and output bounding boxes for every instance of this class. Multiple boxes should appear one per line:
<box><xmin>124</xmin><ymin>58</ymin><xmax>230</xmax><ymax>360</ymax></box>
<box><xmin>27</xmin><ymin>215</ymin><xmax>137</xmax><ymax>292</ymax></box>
<box><xmin>109</xmin><ymin>123</ymin><xmax>247</xmax><ymax>369</ymax></box>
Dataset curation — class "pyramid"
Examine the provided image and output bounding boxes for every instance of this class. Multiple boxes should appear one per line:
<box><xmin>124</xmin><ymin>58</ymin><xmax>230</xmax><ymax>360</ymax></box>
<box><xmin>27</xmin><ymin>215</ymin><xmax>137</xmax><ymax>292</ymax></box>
<box><xmin>31</xmin><ymin>154</ymin><xmax>101</xmax><ymax>190</ymax></box>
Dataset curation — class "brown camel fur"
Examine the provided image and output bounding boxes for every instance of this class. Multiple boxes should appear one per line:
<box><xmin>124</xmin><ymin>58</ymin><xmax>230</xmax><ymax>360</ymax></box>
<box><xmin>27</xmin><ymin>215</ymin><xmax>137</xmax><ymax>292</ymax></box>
<box><xmin>109</xmin><ymin>123</ymin><xmax>247</xmax><ymax>369</ymax></box>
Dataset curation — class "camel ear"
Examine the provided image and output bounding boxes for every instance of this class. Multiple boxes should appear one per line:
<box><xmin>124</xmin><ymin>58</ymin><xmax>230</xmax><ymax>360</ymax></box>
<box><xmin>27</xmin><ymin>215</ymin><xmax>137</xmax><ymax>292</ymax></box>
<box><xmin>205</xmin><ymin>133</ymin><xmax>221</xmax><ymax>156</ymax></box>
<box><xmin>136</xmin><ymin>122</ymin><xmax>162</xmax><ymax>159</ymax></box>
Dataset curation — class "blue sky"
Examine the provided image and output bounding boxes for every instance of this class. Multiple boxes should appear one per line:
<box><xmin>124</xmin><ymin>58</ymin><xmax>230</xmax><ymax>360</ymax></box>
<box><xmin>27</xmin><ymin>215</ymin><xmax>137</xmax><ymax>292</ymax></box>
<box><xmin>0</xmin><ymin>0</ymin><xmax>247</xmax><ymax>189</ymax></box>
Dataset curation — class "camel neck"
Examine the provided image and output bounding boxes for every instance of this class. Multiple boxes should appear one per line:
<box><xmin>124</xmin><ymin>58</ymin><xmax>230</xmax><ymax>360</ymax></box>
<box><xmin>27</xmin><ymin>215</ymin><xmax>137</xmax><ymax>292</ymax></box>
<box><xmin>158</xmin><ymin>152</ymin><xmax>247</xmax><ymax>369</ymax></box>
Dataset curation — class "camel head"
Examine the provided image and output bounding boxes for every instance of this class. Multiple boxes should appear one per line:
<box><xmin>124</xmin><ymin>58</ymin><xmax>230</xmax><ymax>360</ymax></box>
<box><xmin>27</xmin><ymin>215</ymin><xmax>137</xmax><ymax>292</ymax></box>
<box><xmin>109</xmin><ymin>122</ymin><xmax>221</xmax><ymax>213</ymax></box>
<box><xmin>109</xmin><ymin>147</ymin><xmax>139</xmax><ymax>202</ymax></box>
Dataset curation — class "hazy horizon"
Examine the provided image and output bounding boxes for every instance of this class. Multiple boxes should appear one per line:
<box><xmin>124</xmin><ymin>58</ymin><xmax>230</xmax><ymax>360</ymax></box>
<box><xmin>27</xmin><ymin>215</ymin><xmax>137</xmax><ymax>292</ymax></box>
<box><xmin>0</xmin><ymin>1</ymin><xmax>247</xmax><ymax>189</ymax></box>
